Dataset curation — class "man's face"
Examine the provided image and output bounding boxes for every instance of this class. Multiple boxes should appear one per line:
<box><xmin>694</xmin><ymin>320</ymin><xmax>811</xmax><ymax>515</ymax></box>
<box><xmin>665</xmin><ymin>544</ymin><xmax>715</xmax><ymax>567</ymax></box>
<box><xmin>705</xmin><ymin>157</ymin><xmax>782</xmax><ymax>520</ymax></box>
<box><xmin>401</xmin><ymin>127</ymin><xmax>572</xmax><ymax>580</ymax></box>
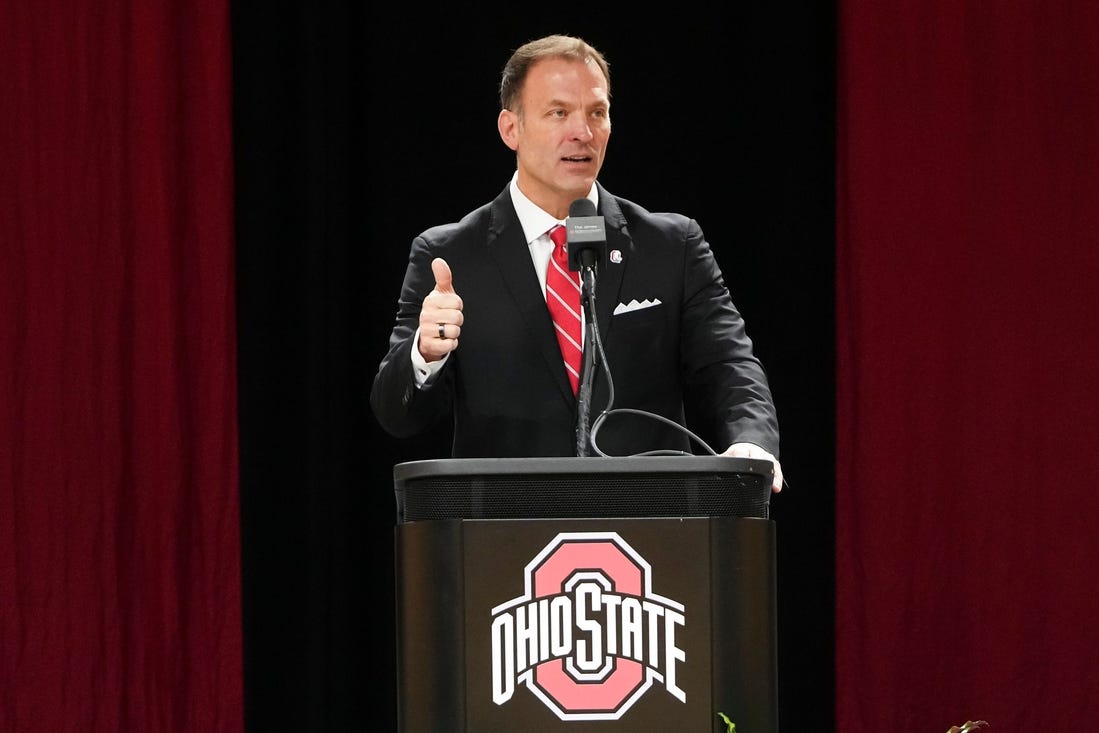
<box><xmin>498</xmin><ymin>57</ymin><xmax>611</xmax><ymax>218</ymax></box>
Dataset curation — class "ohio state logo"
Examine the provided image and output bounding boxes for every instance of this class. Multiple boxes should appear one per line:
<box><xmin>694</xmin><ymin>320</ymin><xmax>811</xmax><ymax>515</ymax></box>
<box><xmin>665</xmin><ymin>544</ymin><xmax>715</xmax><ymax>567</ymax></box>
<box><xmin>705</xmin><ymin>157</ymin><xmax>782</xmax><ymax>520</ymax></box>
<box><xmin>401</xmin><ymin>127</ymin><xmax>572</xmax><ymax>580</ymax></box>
<box><xmin>489</xmin><ymin>531</ymin><xmax>686</xmax><ymax>721</ymax></box>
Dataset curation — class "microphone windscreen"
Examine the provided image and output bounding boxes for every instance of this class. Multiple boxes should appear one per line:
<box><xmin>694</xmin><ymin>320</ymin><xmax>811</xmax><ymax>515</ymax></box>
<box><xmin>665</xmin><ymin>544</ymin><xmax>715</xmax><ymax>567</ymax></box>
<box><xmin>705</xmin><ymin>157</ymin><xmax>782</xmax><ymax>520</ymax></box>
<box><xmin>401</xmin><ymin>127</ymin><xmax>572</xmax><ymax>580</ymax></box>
<box><xmin>569</xmin><ymin>198</ymin><xmax>597</xmax><ymax>218</ymax></box>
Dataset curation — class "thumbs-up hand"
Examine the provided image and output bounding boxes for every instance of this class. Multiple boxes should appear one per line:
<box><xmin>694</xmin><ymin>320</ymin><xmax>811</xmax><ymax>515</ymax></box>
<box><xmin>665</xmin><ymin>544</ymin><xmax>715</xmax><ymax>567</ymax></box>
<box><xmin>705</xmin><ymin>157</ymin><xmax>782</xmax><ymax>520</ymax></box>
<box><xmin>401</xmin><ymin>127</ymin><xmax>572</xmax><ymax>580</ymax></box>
<box><xmin>418</xmin><ymin>258</ymin><xmax>464</xmax><ymax>361</ymax></box>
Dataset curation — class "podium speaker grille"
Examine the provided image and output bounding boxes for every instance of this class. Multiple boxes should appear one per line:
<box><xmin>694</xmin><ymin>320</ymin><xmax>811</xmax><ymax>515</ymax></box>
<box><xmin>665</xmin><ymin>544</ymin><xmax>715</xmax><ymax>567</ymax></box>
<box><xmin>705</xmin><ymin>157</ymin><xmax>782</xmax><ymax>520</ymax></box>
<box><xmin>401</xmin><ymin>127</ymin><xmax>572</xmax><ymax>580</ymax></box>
<box><xmin>394</xmin><ymin>456</ymin><xmax>772</xmax><ymax>522</ymax></box>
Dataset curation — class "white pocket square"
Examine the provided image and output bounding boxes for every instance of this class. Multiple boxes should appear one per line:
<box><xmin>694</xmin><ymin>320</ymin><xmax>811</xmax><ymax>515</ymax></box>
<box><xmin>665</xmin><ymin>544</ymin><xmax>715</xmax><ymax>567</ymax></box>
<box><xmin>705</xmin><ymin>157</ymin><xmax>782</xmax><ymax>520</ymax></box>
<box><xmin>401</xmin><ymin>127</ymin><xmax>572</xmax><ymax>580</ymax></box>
<box><xmin>613</xmin><ymin>298</ymin><xmax>662</xmax><ymax>315</ymax></box>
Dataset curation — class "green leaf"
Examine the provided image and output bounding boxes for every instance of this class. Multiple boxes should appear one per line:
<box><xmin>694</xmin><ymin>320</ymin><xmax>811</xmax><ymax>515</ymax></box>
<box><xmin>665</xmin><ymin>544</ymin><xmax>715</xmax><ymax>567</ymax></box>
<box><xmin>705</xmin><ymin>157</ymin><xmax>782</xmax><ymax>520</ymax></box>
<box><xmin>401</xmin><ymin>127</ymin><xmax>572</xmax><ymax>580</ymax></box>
<box><xmin>716</xmin><ymin>711</ymin><xmax>736</xmax><ymax>732</ymax></box>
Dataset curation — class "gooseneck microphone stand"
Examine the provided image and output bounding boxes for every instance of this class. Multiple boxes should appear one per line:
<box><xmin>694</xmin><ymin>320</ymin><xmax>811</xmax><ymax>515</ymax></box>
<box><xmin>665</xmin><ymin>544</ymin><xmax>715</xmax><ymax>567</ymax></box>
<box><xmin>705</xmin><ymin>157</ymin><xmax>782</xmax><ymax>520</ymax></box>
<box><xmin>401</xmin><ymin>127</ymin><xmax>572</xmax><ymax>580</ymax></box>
<box><xmin>575</xmin><ymin>262</ymin><xmax>598</xmax><ymax>456</ymax></box>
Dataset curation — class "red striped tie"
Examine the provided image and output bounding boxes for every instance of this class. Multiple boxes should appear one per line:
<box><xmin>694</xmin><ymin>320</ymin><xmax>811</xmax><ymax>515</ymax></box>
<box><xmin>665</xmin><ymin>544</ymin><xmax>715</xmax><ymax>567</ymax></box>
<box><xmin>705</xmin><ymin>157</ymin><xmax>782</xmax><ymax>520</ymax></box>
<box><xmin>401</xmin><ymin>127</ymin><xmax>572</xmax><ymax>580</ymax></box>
<box><xmin>545</xmin><ymin>225</ymin><xmax>582</xmax><ymax>395</ymax></box>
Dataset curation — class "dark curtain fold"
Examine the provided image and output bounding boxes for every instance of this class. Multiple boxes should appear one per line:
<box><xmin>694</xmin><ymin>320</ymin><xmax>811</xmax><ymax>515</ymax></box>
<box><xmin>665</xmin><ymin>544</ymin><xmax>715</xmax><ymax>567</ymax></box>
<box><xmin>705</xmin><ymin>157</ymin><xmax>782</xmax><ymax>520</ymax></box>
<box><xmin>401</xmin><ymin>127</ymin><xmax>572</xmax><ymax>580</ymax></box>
<box><xmin>229</xmin><ymin>4</ymin><xmax>386</xmax><ymax>732</ymax></box>
<box><xmin>1</xmin><ymin>3</ymin><xmax>242</xmax><ymax>732</ymax></box>
<box><xmin>837</xmin><ymin>2</ymin><xmax>1099</xmax><ymax>729</ymax></box>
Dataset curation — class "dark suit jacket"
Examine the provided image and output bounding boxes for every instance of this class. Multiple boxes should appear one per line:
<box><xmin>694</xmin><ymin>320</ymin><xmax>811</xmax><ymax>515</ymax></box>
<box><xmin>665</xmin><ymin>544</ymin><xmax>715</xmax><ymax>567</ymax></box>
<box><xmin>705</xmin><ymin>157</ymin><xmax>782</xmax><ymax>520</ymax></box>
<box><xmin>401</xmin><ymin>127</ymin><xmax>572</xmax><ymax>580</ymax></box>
<box><xmin>370</xmin><ymin>182</ymin><xmax>779</xmax><ymax>459</ymax></box>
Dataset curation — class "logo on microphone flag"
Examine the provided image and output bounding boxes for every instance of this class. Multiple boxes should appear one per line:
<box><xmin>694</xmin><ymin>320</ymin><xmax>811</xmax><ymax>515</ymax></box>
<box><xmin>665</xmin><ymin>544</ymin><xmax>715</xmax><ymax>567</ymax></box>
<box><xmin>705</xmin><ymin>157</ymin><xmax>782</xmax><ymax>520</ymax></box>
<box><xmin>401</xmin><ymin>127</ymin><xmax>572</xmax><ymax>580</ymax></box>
<box><xmin>489</xmin><ymin>531</ymin><xmax>687</xmax><ymax>721</ymax></box>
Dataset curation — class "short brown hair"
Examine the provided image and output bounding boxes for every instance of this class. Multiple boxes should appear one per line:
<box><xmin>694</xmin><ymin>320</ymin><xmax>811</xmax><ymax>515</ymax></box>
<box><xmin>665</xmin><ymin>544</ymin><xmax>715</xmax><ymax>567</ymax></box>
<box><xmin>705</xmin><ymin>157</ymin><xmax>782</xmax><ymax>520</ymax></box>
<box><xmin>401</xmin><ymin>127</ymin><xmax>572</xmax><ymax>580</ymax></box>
<box><xmin>499</xmin><ymin>34</ymin><xmax>611</xmax><ymax>114</ymax></box>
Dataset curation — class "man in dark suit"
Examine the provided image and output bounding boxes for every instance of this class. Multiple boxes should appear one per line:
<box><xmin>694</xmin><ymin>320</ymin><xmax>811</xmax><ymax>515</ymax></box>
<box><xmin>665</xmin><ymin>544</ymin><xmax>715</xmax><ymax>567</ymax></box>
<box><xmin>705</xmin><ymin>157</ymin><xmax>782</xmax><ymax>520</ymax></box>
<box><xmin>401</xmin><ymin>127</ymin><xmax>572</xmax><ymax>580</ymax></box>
<box><xmin>371</xmin><ymin>34</ymin><xmax>784</xmax><ymax>492</ymax></box>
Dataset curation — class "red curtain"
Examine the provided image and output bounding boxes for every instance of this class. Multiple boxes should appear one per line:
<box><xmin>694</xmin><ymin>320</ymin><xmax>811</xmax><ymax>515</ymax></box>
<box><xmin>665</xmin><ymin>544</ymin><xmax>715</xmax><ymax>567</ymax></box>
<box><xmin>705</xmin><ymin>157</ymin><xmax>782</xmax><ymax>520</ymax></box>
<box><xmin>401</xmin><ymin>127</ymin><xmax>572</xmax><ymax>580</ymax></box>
<box><xmin>837</xmin><ymin>2</ymin><xmax>1099</xmax><ymax>730</ymax></box>
<box><xmin>1</xmin><ymin>3</ymin><xmax>242</xmax><ymax>732</ymax></box>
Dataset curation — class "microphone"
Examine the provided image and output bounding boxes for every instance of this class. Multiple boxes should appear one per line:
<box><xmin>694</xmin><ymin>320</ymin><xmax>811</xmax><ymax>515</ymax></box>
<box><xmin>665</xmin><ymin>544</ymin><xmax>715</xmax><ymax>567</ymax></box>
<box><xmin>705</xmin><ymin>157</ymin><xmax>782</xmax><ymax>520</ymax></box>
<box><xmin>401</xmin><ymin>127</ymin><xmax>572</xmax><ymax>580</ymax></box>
<box><xmin>565</xmin><ymin>198</ymin><xmax>607</xmax><ymax>272</ymax></box>
<box><xmin>566</xmin><ymin>197</ymin><xmax>606</xmax><ymax>457</ymax></box>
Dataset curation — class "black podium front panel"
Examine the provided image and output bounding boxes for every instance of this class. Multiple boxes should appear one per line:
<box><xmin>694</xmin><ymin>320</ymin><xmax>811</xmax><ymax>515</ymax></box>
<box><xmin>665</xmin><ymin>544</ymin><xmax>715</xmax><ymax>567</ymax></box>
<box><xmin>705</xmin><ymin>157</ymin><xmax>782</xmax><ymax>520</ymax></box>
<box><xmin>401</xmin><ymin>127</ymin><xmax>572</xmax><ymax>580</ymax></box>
<box><xmin>395</xmin><ymin>516</ymin><xmax>777</xmax><ymax>732</ymax></box>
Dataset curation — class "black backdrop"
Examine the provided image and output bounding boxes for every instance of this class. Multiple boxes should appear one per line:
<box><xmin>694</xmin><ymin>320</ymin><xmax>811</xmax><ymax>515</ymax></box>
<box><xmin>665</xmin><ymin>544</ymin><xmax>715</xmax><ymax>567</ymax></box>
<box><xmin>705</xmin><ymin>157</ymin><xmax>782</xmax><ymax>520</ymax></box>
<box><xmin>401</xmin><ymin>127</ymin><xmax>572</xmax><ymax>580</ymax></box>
<box><xmin>232</xmin><ymin>5</ymin><xmax>835</xmax><ymax>732</ymax></box>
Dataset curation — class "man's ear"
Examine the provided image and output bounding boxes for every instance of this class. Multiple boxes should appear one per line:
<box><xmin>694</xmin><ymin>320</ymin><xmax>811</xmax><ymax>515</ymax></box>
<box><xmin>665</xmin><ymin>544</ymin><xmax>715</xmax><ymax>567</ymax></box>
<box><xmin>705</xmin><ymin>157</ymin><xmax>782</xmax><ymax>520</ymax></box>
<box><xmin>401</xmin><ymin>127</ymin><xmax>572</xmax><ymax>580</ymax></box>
<box><xmin>498</xmin><ymin>108</ymin><xmax>519</xmax><ymax>151</ymax></box>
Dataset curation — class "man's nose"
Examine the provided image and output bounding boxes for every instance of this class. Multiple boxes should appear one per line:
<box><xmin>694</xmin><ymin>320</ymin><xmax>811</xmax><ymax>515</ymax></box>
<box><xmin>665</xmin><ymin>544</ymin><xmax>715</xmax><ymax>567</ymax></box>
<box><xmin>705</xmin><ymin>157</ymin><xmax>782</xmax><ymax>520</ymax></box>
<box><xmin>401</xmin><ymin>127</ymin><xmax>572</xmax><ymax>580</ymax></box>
<box><xmin>567</xmin><ymin>113</ymin><xmax>594</xmax><ymax>141</ymax></box>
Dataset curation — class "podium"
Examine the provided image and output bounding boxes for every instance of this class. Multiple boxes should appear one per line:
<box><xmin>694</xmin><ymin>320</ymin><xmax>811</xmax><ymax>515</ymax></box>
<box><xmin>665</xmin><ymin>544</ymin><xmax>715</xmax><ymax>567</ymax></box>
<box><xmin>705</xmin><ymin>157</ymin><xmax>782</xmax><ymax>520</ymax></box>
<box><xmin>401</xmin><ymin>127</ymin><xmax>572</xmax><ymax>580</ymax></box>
<box><xmin>393</xmin><ymin>456</ymin><xmax>779</xmax><ymax>732</ymax></box>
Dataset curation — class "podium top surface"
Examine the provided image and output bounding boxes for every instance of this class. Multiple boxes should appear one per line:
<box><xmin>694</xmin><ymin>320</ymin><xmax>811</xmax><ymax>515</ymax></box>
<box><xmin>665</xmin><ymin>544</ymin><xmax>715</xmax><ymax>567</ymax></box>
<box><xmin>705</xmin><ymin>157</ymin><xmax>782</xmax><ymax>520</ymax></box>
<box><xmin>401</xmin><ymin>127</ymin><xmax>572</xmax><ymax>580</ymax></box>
<box><xmin>393</xmin><ymin>455</ymin><xmax>774</xmax><ymax>522</ymax></box>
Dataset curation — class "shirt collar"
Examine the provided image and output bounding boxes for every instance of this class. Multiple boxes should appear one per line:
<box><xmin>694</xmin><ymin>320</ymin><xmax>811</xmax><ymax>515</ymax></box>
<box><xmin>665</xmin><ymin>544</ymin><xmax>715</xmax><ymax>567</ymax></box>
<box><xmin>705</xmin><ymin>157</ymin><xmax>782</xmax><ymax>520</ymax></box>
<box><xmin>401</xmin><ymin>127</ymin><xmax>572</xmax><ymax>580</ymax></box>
<box><xmin>508</xmin><ymin>171</ymin><xmax>599</xmax><ymax>245</ymax></box>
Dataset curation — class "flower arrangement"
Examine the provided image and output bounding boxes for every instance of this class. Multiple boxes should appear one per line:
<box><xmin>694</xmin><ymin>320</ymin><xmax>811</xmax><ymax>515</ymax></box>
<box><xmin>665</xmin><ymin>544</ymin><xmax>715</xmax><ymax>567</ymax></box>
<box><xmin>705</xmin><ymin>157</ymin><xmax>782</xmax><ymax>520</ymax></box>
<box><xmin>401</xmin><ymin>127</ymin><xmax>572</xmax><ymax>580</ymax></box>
<box><xmin>715</xmin><ymin>713</ymin><xmax>989</xmax><ymax>732</ymax></box>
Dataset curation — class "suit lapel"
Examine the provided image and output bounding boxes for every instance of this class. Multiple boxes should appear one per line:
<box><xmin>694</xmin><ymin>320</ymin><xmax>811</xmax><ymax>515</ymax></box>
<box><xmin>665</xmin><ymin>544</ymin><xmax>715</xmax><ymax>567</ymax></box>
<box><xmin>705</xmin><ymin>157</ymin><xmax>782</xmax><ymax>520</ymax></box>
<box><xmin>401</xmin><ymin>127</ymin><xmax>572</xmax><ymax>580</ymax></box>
<box><xmin>485</xmin><ymin>192</ymin><xmax>577</xmax><ymax>406</ymax></box>
<box><xmin>592</xmin><ymin>188</ymin><xmax>628</xmax><ymax>345</ymax></box>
